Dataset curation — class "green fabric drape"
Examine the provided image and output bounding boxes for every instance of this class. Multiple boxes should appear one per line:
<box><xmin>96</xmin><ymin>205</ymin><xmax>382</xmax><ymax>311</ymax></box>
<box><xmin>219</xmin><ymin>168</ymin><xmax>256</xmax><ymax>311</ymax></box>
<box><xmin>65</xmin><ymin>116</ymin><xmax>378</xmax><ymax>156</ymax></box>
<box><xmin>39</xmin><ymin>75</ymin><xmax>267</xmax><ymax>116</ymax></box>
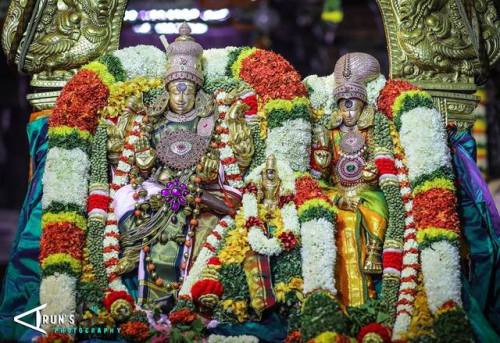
<box><xmin>449</xmin><ymin>128</ymin><xmax>500</xmax><ymax>342</ymax></box>
<box><xmin>0</xmin><ymin>116</ymin><xmax>48</xmax><ymax>341</ymax></box>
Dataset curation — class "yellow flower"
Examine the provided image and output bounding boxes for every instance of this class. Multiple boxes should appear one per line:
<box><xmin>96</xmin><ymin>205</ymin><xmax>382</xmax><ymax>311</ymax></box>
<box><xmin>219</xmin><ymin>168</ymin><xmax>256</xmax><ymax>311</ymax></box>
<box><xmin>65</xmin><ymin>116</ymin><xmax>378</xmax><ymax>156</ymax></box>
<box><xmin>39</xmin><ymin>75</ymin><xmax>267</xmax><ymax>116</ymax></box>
<box><xmin>263</xmin><ymin>97</ymin><xmax>309</xmax><ymax>114</ymax></box>
<box><xmin>42</xmin><ymin>211</ymin><xmax>87</xmax><ymax>232</ymax></box>
<box><xmin>231</xmin><ymin>48</ymin><xmax>257</xmax><ymax>78</ymax></box>
<box><xmin>314</xmin><ymin>331</ymin><xmax>338</xmax><ymax>343</ymax></box>
<box><xmin>288</xmin><ymin>277</ymin><xmax>303</xmax><ymax>291</ymax></box>
<box><xmin>274</xmin><ymin>282</ymin><xmax>289</xmax><ymax>303</ymax></box>
<box><xmin>218</xmin><ymin>213</ymin><xmax>250</xmax><ymax>264</ymax></box>
<box><xmin>222</xmin><ymin>299</ymin><xmax>249</xmax><ymax>322</ymax></box>
<box><xmin>82</xmin><ymin>61</ymin><xmax>116</xmax><ymax>87</ymax></box>
<box><xmin>413</xmin><ymin>177</ymin><xmax>455</xmax><ymax>195</ymax></box>
<box><xmin>41</xmin><ymin>253</ymin><xmax>81</xmax><ymax>274</ymax></box>
<box><xmin>99</xmin><ymin>77</ymin><xmax>163</xmax><ymax>118</ymax></box>
<box><xmin>416</xmin><ymin>227</ymin><xmax>459</xmax><ymax>244</ymax></box>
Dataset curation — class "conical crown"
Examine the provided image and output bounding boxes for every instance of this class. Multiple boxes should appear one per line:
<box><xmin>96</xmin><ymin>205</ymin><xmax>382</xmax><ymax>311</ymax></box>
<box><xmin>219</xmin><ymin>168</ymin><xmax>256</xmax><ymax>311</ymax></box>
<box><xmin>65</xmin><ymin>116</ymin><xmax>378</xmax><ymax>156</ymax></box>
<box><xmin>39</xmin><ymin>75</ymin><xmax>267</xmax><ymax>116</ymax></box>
<box><xmin>165</xmin><ymin>22</ymin><xmax>204</xmax><ymax>86</ymax></box>
<box><xmin>333</xmin><ymin>52</ymin><xmax>380</xmax><ymax>103</ymax></box>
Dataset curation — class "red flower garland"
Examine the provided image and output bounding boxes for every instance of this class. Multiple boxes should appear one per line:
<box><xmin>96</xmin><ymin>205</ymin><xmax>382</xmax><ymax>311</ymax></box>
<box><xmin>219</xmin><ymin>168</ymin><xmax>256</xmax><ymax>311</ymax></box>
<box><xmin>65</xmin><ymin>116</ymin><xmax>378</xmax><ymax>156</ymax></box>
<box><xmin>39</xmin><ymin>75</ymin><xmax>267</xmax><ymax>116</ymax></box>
<box><xmin>120</xmin><ymin>321</ymin><xmax>151</xmax><ymax>342</ymax></box>
<box><xmin>357</xmin><ymin>323</ymin><xmax>391</xmax><ymax>343</ymax></box>
<box><xmin>103</xmin><ymin>290</ymin><xmax>134</xmax><ymax>311</ymax></box>
<box><xmin>50</xmin><ymin>69</ymin><xmax>109</xmax><ymax>133</ymax></box>
<box><xmin>294</xmin><ymin>175</ymin><xmax>329</xmax><ymax>207</ymax></box>
<box><xmin>376</xmin><ymin>80</ymin><xmax>417</xmax><ymax>119</ymax></box>
<box><xmin>374</xmin><ymin>158</ymin><xmax>398</xmax><ymax>176</ymax></box>
<box><xmin>239</xmin><ymin>50</ymin><xmax>307</xmax><ymax>100</ymax></box>
<box><xmin>168</xmin><ymin>308</ymin><xmax>197</xmax><ymax>325</ymax></box>
<box><xmin>278</xmin><ymin>231</ymin><xmax>298</xmax><ymax>251</ymax></box>
<box><xmin>39</xmin><ymin>223</ymin><xmax>86</xmax><ymax>260</ymax></box>
<box><xmin>413</xmin><ymin>188</ymin><xmax>460</xmax><ymax>234</ymax></box>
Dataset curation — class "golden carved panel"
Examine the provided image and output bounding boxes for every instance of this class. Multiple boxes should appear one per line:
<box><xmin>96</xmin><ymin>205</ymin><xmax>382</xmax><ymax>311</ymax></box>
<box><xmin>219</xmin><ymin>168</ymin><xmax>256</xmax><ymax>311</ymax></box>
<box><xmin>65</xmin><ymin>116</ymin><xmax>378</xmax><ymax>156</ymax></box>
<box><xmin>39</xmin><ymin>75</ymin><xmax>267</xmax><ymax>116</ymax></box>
<box><xmin>376</xmin><ymin>0</ymin><xmax>500</xmax><ymax>126</ymax></box>
<box><xmin>2</xmin><ymin>0</ymin><xmax>128</xmax><ymax>79</ymax></box>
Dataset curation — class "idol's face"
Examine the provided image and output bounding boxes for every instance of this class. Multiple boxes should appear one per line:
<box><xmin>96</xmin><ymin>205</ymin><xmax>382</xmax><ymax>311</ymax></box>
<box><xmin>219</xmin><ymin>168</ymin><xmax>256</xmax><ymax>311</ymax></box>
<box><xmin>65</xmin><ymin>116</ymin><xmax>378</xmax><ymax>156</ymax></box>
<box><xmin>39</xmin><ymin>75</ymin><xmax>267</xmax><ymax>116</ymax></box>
<box><xmin>167</xmin><ymin>80</ymin><xmax>196</xmax><ymax>114</ymax></box>
<box><xmin>266</xmin><ymin>168</ymin><xmax>276</xmax><ymax>181</ymax></box>
<box><xmin>338</xmin><ymin>98</ymin><xmax>365</xmax><ymax>127</ymax></box>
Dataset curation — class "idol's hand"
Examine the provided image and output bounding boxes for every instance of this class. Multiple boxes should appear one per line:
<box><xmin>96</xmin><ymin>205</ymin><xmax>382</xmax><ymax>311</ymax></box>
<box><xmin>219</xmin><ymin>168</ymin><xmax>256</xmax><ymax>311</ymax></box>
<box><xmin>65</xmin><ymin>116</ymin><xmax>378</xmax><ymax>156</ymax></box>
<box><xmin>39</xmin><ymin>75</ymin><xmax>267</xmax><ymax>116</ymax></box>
<box><xmin>197</xmin><ymin>151</ymin><xmax>220</xmax><ymax>183</ymax></box>
<box><xmin>313</xmin><ymin>148</ymin><xmax>332</xmax><ymax>170</ymax></box>
<box><xmin>362</xmin><ymin>162</ymin><xmax>378</xmax><ymax>182</ymax></box>
<box><xmin>337</xmin><ymin>195</ymin><xmax>360</xmax><ymax>212</ymax></box>
<box><xmin>135</xmin><ymin>136</ymin><xmax>156</xmax><ymax>172</ymax></box>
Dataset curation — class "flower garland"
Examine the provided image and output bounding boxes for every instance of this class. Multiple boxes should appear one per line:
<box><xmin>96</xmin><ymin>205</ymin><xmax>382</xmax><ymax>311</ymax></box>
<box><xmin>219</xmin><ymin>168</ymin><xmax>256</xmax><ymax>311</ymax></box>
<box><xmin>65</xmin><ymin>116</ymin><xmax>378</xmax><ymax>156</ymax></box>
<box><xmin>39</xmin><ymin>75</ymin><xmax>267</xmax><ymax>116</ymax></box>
<box><xmin>214</xmin><ymin>88</ymin><xmax>258</xmax><ymax>189</ymax></box>
<box><xmin>226</xmin><ymin>47</ymin><xmax>312</xmax><ymax>173</ymax></box>
<box><xmin>112</xmin><ymin>45</ymin><xmax>166</xmax><ymax>80</ymax></box>
<box><xmin>390</xmin><ymin>120</ymin><xmax>419</xmax><ymax>340</ymax></box>
<box><xmin>179</xmin><ymin>216</ymin><xmax>233</xmax><ymax>298</ymax></box>
<box><xmin>378</xmin><ymin>81</ymin><xmax>470</xmax><ymax>338</ymax></box>
<box><xmin>295</xmin><ymin>174</ymin><xmax>337</xmax><ymax>295</ymax></box>
<box><xmin>242</xmin><ymin>159</ymin><xmax>299</xmax><ymax>256</ymax></box>
<box><xmin>39</xmin><ymin>66</ymin><xmax>111</xmax><ymax>333</ymax></box>
<box><xmin>104</xmin><ymin>114</ymin><xmax>144</xmax><ymax>294</ymax></box>
<box><xmin>372</xmin><ymin>112</ymin><xmax>406</xmax><ymax>325</ymax></box>
<box><xmin>79</xmin><ymin>123</ymin><xmax>111</xmax><ymax>309</ymax></box>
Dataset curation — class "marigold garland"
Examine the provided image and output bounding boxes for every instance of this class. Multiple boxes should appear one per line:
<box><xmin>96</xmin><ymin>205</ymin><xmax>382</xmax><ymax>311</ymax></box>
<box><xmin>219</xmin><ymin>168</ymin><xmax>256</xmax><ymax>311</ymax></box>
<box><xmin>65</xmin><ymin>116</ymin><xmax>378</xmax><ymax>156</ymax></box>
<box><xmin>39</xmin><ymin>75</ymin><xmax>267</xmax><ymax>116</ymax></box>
<box><xmin>376</xmin><ymin>79</ymin><xmax>417</xmax><ymax>120</ymax></box>
<box><xmin>236</xmin><ymin>49</ymin><xmax>307</xmax><ymax>101</ymax></box>
<box><xmin>50</xmin><ymin>69</ymin><xmax>109</xmax><ymax>132</ymax></box>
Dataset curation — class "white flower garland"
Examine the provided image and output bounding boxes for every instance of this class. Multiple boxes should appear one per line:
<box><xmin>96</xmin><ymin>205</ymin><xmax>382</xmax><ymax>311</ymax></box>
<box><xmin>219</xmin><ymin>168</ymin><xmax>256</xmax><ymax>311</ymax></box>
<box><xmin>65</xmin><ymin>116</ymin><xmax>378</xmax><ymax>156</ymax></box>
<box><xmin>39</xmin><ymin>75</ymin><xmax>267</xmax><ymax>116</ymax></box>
<box><xmin>392</xmin><ymin>156</ymin><xmax>419</xmax><ymax>340</ymax></box>
<box><xmin>420</xmin><ymin>240</ymin><xmax>462</xmax><ymax>312</ymax></box>
<box><xmin>366</xmin><ymin>74</ymin><xmax>387</xmax><ymax>107</ymax></box>
<box><xmin>40</xmin><ymin>273</ymin><xmax>77</xmax><ymax>331</ymax></box>
<box><xmin>41</xmin><ymin>147</ymin><xmax>90</xmax><ymax>209</ymax></box>
<box><xmin>214</xmin><ymin>89</ymin><xmax>250</xmax><ymax>189</ymax></box>
<box><xmin>300</xmin><ymin>218</ymin><xmax>336</xmax><ymax>294</ymax></box>
<box><xmin>202</xmin><ymin>47</ymin><xmax>236</xmax><ymax>83</ymax></box>
<box><xmin>242</xmin><ymin>159</ymin><xmax>299</xmax><ymax>256</ymax></box>
<box><xmin>178</xmin><ymin>216</ymin><xmax>234</xmax><ymax>297</ymax></box>
<box><xmin>104</xmin><ymin>115</ymin><xmax>144</xmax><ymax>292</ymax></box>
<box><xmin>399</xmin><ymin>107</ymin><xmax>452</xmax><ymax>182</ymax></box>
<box><xmin>398</xmin><ymin>105</ymin><xmax>462</xmax><ymax>318</ymax></box>
<box><xmin>265</xmin><ymin>118</ymin><xmax>311</xmax><ymax>173</ymax></box>
<box><xmin>113</xmin><ymin>45</ymin><xmax>166</xmax><ymax>80</ymax></box>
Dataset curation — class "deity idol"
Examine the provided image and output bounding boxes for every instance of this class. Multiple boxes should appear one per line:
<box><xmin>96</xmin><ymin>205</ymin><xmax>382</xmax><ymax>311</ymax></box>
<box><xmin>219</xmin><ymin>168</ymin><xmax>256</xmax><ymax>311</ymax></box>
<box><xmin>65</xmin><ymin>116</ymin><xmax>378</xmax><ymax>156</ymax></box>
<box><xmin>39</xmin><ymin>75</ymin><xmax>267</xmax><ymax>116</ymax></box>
<box><xmin>312</xmin><ymin>53</ymin><xmax>388</xmax><ymax>307</ymax></box>
<box><xmin>109</xmin><ymin>23</ymin><xmax>254</xmax><ymax>311</ymax></box>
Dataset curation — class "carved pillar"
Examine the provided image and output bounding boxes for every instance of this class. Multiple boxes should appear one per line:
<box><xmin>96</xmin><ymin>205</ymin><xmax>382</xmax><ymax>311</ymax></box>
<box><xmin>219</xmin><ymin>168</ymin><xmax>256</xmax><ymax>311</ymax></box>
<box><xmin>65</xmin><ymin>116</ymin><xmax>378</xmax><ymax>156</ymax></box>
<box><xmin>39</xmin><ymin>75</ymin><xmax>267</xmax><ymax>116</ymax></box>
<box><xmin>376</xmin><ymin>0</ymin><xmax>500</xmax><ymax>129</ymax></box>
<box><xmin>1</xmin><ymin>0</ymin><xmax>128</xmax><ymax>110</ymax></box>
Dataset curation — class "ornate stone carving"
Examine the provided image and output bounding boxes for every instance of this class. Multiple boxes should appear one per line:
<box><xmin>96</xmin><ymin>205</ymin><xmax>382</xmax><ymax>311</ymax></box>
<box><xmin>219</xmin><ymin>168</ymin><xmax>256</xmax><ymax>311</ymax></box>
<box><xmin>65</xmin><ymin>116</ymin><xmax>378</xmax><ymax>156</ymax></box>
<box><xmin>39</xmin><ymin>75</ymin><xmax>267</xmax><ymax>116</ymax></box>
<box><xmin>2</xmin><ymin>0</ymin><xmax>127</xmax><ymax>79</ymax></box>
<box><xmin>376</xmin><ymin>0</ymin><xmax>500</xmax><ymax>127</ymax></box>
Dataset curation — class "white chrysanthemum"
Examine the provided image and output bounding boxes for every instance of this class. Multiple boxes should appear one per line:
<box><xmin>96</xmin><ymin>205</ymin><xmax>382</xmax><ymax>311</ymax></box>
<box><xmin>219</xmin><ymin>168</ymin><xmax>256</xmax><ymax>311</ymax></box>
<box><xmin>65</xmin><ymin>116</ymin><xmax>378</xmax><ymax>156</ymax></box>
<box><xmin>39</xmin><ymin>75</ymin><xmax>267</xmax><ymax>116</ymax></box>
<box><xmin>301</xmin><ymin>218</ymin><xmax>336</xmax><ymax>294</ymax></box>
<box><xmin>113</xmin><ymin>45</ymin><xmax>166</xmax><ymax>80</ymax></box>
<box><xmin>303</xmin><ymin>73</ymin><xmax>336</xmax><ymax>112</ymax></box>
<box><xmin>242</xmin><ymin>193</ymin><xmax>258</xmax><ymax>219</ymax></box>
<box><xmin>42</xmin><ymin>147</ymin><xmax>90</xmax><ymax>209</ymax></box>
<box><xmin>40</xmin><ymin>274</ymin><xmax>77</xmax><ymax>330</ymax></box>
<box><xmin>248</xmin><ymin>227</ymin><xmax>282</xmax><ymax>256</ymax></box>
<box><xmin>265</xmin><ymin>119</ymin><xmax>311</xmax><ymax>172</ymax></box>
<box><xmin>281</xmin><ymin>203</ymin><xmax>300</xmax><ymax>235</ymax></box>
<box><xmin>202</xmin><ymin>47</ymin><xmax>236</xmax><ymax>83</ymax></box>
<box><xmin>399</xmin><ymin>107</ymin><xmax>452</xmax><ymax>181</ymax></box>
<box><xmin>366</xmin><ymin>74</ymin><xmax>387</xmax><ymax>106</ymax></box>
<box><xmin>392</xmin><ymin>313</ymin><xmax>412</xmax><ymax>340</ymax></box>
<box><xmin>421</xmin><ymin>241</ymin><xmax>462</xmax><ymax>313</ymax></box>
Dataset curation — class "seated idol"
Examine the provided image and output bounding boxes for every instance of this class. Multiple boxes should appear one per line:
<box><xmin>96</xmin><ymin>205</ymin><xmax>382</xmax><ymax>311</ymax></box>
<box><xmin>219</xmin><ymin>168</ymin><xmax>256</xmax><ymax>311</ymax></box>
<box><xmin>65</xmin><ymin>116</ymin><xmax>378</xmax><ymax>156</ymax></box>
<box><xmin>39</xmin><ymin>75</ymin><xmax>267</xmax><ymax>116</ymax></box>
<box><xmin>311</xmin><ymin>53</ymin><xmax>388</xmax><ymax>307</ymax></box>
<box><xmin>109</xmin><ymin>23</ymin><xmax>254</xmax><ymax>312</ymax></box>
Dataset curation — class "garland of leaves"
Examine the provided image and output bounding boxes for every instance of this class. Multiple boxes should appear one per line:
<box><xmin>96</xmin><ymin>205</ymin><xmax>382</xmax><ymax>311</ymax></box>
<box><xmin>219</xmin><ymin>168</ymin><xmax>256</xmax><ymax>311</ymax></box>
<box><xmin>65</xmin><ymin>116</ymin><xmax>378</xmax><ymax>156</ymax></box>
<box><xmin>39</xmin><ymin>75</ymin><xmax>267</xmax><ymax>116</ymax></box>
<box><xmin>373</xmin><ymin>112</ymin><xmax>406</xmax><ymax>324</ymax></box>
